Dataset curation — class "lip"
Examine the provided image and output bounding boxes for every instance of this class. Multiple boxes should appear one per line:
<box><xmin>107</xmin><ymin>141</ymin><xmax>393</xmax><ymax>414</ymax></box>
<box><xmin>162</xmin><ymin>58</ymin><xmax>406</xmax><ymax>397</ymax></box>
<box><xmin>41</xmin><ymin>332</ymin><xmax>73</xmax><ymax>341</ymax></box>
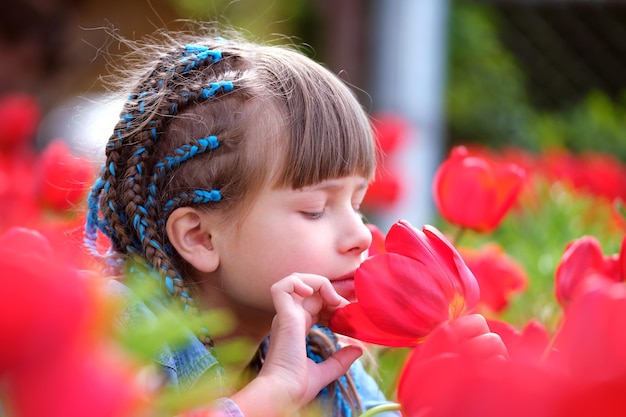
<box><xmin>331</xmin><ymin>273</ymin><xmax>356</xmax><ymax>301</ymax></box>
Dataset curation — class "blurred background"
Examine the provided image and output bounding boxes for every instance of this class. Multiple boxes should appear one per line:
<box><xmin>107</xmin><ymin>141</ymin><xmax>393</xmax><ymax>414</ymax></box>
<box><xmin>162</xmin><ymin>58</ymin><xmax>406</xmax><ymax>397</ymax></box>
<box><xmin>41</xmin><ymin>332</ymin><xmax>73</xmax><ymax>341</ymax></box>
<box><xmin>2</xmin><ymin>0</ymin><xmax>626</xmax><ymax>230</ymax></box>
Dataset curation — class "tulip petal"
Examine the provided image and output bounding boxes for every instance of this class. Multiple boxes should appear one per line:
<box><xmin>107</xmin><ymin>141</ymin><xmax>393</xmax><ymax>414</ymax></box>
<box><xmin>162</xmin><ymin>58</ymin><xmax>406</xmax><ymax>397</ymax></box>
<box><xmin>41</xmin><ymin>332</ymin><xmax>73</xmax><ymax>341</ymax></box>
<box><xmin>329</xmin><ymin>302</ymin><xmax>422</xmax><ymax>347</ymax></box>
<box><xmin>355</xmin><ymin>253</ymin><xmax>454</xmax><ymax>336</ymax></box>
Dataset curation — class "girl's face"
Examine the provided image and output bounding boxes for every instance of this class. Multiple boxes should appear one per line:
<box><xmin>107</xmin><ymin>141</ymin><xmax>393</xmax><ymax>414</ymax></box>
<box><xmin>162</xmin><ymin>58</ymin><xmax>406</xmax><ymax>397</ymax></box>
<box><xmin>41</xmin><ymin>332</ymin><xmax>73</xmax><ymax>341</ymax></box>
<box><xmin>202</xmin><ymin>175</ymin><xmax>372</xmax><ymax>323</ymax></box>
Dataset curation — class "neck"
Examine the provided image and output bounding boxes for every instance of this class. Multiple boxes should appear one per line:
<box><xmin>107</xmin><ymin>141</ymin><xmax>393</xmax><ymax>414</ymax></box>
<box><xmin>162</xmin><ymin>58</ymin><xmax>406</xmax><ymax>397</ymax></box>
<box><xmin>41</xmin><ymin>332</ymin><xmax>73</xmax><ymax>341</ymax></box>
<box><xmin>196</xmin><ymin>284</ymin><xmax>274</xmax><ymax>372</ymax></box>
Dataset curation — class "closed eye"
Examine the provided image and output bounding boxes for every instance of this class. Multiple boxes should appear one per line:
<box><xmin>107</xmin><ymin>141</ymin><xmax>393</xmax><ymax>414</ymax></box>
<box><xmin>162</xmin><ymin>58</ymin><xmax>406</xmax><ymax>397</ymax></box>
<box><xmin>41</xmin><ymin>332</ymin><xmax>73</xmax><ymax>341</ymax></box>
<box><xmin>301</xmin><ymin>210</ymin><xmax>324</xmax><ymax>220</ymax></box>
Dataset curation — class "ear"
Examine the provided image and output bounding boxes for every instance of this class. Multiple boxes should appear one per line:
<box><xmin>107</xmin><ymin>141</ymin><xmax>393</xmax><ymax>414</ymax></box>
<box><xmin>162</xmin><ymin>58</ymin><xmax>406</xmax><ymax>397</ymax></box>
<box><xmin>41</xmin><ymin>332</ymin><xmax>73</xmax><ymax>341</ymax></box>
<box><xmin>166</xmin><ymin>207</ymin><xmax>219</xmax><ymax>273</ymax></box>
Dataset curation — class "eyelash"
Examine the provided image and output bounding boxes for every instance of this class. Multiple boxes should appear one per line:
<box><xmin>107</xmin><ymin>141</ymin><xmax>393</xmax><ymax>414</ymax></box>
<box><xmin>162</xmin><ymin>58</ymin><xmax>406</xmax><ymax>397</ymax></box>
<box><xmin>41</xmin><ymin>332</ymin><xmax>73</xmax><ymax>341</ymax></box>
<box><xmin>302</xmin><ymin>210</ymin><xmax>324</xmax><ymax>220</ymax></box>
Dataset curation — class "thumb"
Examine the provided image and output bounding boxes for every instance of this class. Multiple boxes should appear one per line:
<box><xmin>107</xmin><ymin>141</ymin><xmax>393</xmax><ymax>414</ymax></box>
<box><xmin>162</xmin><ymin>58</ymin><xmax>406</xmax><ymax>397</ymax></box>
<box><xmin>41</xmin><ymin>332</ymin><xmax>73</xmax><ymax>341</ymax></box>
<box><xmin>315</xmin><ymin>345</ymin><xmax>363</xmax><ymax>385</ymax></box>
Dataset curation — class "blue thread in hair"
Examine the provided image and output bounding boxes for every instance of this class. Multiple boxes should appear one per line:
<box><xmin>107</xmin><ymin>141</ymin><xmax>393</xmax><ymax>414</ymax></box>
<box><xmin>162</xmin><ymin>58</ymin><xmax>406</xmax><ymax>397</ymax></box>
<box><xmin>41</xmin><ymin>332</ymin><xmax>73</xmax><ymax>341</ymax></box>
<box><xmin>201</xmin><ymin>81</ymin><xmax>234</xmax><ymax>99</ymax></box>
<box><xmin>180</xmin><ymin>45</ymin><xmax>222</xmax><ymax>73</ymax></box>
<box><xmin>163</xmin><ymin>189</ymin><xmax>222</xmax><ymax>212</ymax></box>
<box><xmin>181</xmin><ymin>91</ymin><xmax>190</xmax><ymax>105</ymax></box>
<box><xmin>165</xmin><ymin>276</ymin><xmax>174</xmax><ymax>294</ymax></box>
<box><xmin>153</xmin><ymin>136</ymin><xmax>220</xmax><ymax>180</ymax></box>
<box><xmin>108</xmin><ymin>162</ymin><xmax>116</xmax><ymax>176</ymax></box>
<box><xmin>304</xmin><ymin>326</ymin><xmax>354</xmax><ymax>417</ymax></box>
<box><xmin>145</xmin><ymin>136</ymin><xmax>221</xmax><ymax>210</ymax></box>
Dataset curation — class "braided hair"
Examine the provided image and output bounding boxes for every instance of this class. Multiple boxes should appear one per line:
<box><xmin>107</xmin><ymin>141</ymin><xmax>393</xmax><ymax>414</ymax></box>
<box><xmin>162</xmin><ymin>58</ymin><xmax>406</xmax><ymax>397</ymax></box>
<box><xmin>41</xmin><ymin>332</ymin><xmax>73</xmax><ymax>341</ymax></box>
<box><xmin>86</xmin><ymin>26</ymin><xmax>374</xmax><ymax>416</ymax></box>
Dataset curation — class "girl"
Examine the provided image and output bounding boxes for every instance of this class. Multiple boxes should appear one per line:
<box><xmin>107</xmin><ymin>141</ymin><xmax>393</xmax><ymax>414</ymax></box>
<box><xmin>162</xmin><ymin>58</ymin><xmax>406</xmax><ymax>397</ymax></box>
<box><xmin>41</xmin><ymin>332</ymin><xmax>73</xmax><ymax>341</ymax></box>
<box><xmin>85</xmin><ymin>26</ymin><xmax>502</xmax><ymax>417</ymax></box>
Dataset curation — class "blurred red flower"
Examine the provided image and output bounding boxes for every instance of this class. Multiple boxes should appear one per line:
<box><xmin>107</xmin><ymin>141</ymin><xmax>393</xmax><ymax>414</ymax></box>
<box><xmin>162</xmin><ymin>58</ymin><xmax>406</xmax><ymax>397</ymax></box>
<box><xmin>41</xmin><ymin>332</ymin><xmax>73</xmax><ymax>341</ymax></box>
<box><xmin>370</xmin><ymin>111</ymin><xmax>411</xmax><ymax>154</ymax></box>
<box><xmin>487</xmin><ymin>319</ymin><xmax>549</xmax><ymax>364</ymax></box>
<box><xmin>363</xmin><ymin>112</ymin><xmax>412</xmax><ymax>212</ymax></box>
<box><xmin>541</xmin><ymin>149</ymin><xmax>626</xmax><ymax>202</ymax></box>
<box><xmin>548</xmin><ymin>282</ymin><xmax>626</xmax><ymax>416</ymax></box>
<box><xmin>38</xmin><ymin>139</ymin><xmax>95</xmax><ymax>211</ymax></box>
<box><xmin>460</xmin><ymin>244</ymin><xmax>527</xmax><ymax>313</ymax></box>
<box><xmin>330</xmin><ymin>221</ymin><xmax>479</xmax><ymax>347</ymax></box>
<box><xmin>366</xmin><ymin>223</ymin><xmax>386</xmax><ymax>257</ymax></box>
<box><xmin>0</xmin><ymin>227</ymin><xmax>90</xmax><ymax>373</ymax></box>
<box><xmin>433</xmin><ymin>146</ymin><xmax>526</xmax><ymax>233</ymax></box>
<box><xmin>0</xmin><ymin>93</ymin><xmax>40</xmax><ymax>150</ymax></box>
<box><xmin>555</xmin><ymin>235</ymin><xmax>626</xmax><ymax>307</ymax></box>
<box><xmin>362</xmin><ymin>166</ymin><xmax>403</xmax><ymax>212</ymax></box>
<box><xmin>0</xmin><ymin>227</ymin><xmax>146</xmax><ymax>417</ymax></box>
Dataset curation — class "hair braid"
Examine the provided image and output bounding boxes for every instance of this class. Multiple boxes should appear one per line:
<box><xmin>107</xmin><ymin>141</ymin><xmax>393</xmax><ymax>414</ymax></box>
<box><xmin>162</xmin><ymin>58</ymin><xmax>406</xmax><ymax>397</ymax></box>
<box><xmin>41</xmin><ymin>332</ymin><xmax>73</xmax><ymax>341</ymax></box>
<box><xmin>86</xmin><ymin>42</ymin><xmax>232</xmax><ymax>313</ymax></box>
<box><xmin>307</xmin><ymin>326</ymin><xmax>363</xmax><ymax>417</ymax></box>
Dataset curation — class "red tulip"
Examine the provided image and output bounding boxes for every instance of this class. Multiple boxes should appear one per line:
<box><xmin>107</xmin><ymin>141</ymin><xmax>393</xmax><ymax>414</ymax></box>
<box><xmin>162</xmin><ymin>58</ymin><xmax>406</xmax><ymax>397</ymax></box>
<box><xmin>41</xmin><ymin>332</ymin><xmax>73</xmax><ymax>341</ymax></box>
<box><xmin>460</xmin><ymin>244</ymin><xmax>527</xmax><ymax>313</ymax></box>
<box><xmin>370</xmin><ymin>111</ymin><xmax>411</xmax><ymax>154</ymax></box>
<box><xmin>329</xmin><ymin>221</ymin><xmax>479</xmax><ymax>347</ymax></box>
<box><xmin>0</xmin><ymin>227</ymin><xmax>147</xmax><ymax>417</ymax></box>
<box><xmin>433</xmin><ymin>146</ymin><xmax>526</xmax><ymax>233</ymax></box>
<box><xmin>7</xmin><ymin>343</ymin><xmax>144</xmax><ymax>417</ymax></box>
<box><xmin>0</xmin><ymin>93</ymin><xmax>40</xmax><ymax>150</ymax></box>
<box><xmin>397</xmin><ymin>314</ymin><xmax>556</xmax><ymax>417</ymax></box>
<box><xmin>0</xmin><ymin>227</ymin><xmax>91</xmax><ymax>373</ymax></box>
<box><xmin>362</xmin><ymin>166</ymin><xmax>403</xmax><ymax>211</ymax></box>
<box><xmin>37</xmin><ymin>139</ymin><xmax>94</xmax><ymax>211</ymax></box>
<box><xmin>541</xmin><ymin>282</ymin><xmax>626</xmax><ymax>417</ymax></box>
<box><xmin>555</xmin><ymin>235</ymin><xmax>625</xmax><ymax>307</ymax></box>
<box><xmin>487</xmin><ymin>319</ymin><xmax>550</xmax><ymax>364</ymax></box>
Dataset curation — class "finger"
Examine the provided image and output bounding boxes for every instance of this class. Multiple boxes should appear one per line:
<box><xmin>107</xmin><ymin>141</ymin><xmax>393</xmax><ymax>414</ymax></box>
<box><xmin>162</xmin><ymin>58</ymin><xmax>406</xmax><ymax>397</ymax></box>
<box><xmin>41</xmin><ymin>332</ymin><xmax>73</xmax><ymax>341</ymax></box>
<box><xmin>312</xmin><ymin>345</ymin><xmax>363</xmax><ymax>386</ymax></box>
<box><xmin>271</xmin><ymin>274</ymin><xmax>314</xmax><ymax>298</ymax></box>
<box><xmin>294</xmin><ymin>273</ymin><xmax>345</xmax><ymax>307</ymax></box>
<box><xmin>270</xmin><ymin>275</ymin><xmax>314</xmax><ymax>316</ymax></box>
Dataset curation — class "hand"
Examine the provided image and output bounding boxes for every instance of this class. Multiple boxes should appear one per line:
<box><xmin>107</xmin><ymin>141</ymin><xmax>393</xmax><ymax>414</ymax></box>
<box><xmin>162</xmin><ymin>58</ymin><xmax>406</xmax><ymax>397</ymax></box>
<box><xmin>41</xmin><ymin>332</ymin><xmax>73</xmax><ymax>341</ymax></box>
<box><xmin>230</xmin><ymin>273</ymin><xmax>363</xmax><ymax>417</ymax></box>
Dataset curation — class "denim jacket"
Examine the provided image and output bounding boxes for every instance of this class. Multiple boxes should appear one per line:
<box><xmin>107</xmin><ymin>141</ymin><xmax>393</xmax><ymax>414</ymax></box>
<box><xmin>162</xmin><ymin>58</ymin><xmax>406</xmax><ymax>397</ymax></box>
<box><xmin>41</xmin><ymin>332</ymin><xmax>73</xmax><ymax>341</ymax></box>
<box><xmin>107</xmin><ymin>279</ymin><xmax>400</xmax><ymax>417</ymax></box>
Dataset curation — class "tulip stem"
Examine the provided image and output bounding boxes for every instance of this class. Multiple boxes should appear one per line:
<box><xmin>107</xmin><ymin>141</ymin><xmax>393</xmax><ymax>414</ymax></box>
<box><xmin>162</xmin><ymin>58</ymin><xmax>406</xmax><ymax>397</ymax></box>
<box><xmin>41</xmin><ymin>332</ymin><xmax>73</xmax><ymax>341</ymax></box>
<box><xmin>358</xmin><ymin>403</ymin><xmax>402</xmax><ymax>417</ymax></box>
<box><xmin>453</xmin><ymin>226</ymin><xmax>466</xmax><ymax>245</ymax></box>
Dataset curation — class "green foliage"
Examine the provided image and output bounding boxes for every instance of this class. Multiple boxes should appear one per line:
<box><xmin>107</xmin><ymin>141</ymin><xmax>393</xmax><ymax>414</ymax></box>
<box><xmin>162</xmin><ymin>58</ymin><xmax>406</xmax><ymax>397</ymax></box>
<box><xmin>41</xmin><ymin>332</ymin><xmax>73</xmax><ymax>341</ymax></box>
<box><xmin>365</xmin><ymin>346</ymin><xmax>410</xmax><ymax>401</ymax></box>
<box><xmin>112</xmin><ymin>264</ymin><xmax>252</xmax><ymax>416</ymax></box>
<box><xmin>166</xmin><ymin>0</ymin><xmax>316</xmax><ymax>47</ymax></box>
<box><xmin>446</xmin><ymin>2</ymin><xmax>626</xmax><ymax>160</ymax></box>
<box><xmin>446</xmin><ymin>2</ymin><xmax>535</xmax><ymax>150</ymax></box>
<box><xmin>528</xmin><ymin>91</ymin><xmax>626</xmax><ymax>157</ymax></box>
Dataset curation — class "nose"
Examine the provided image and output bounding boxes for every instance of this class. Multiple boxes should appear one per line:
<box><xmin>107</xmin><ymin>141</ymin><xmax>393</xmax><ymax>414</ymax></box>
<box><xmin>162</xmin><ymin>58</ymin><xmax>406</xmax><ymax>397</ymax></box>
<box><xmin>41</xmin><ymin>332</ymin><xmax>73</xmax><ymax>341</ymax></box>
<box><xmin>340</xmin><ymin>212</ymin><xmax>373</xmax><ymax>256</ymax></box>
